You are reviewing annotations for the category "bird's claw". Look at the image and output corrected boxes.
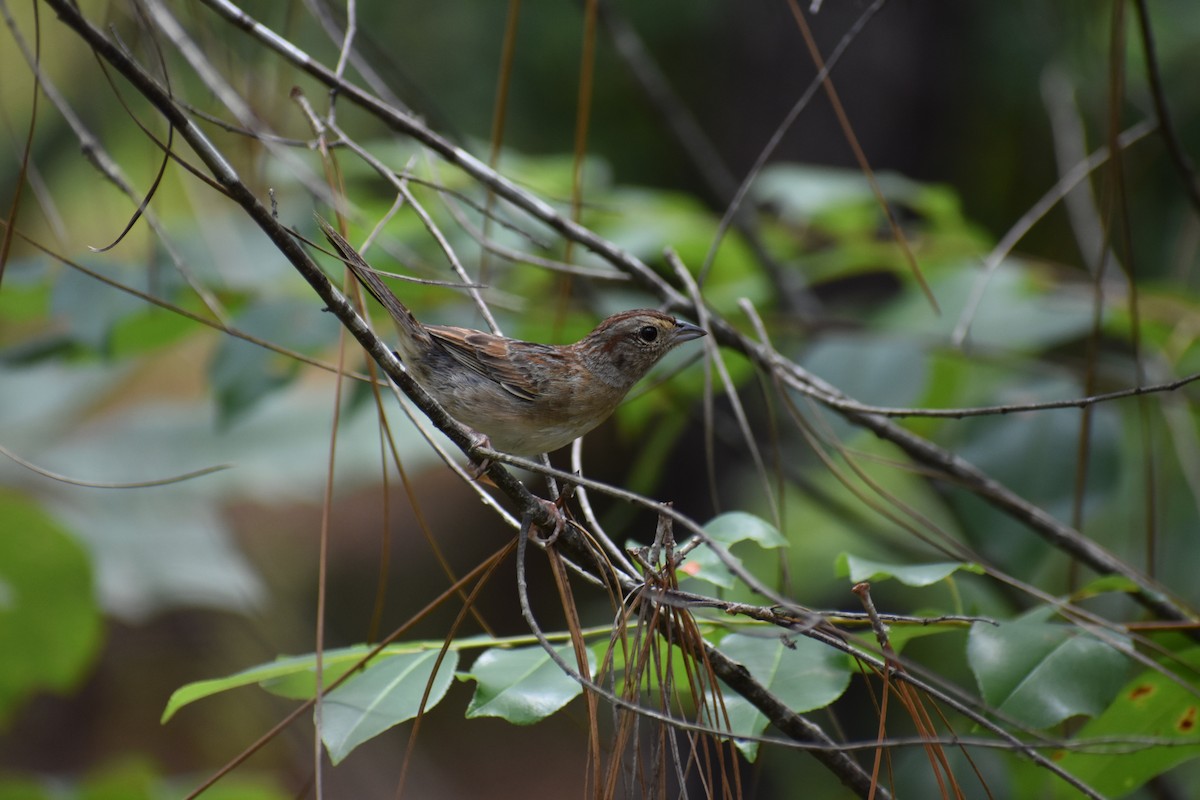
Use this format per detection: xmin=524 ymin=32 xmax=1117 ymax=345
xmin=462 ymin=434 xmax=569 ymax=545
xmin=466 ymin=432 xmax=494 ymax=480
xmin=533 ymin=497 xmax=566 ymax=545
xmin=532 ymin=475 xmax=580 ymax=545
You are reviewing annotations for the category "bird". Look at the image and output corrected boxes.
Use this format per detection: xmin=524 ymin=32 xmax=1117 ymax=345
xmin=317 ymin=216 xmax=707 ymax=457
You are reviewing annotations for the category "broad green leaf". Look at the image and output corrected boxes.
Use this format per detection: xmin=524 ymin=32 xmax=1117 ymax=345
xmin=49 ymin=259 xmax=145 ymax=352
xmin=803 ymin=333 xmax=928 ymax=410
xmin=208 ymin=299 xmax=337 ymax=428
xmin=163 ymin=642 xmax=452 ymax=722
xmin=681 ymin=512 xmax=787 ymax=590
xmin=259 ymin=641 xmax=481 ymax=701
xmin=705 ymin=512 xmax=788 ymax=549
xmin=260 ymin=651 xmax=385 ymax=701
xmin=835 ymin=553 xmax=983 ymax=587
xmin=717 ymin=633 xmax=852 ymax=760
xmin=594 ymin=187 xmax=765 ymax=313
xmin=754 ymin=164 xmax=923 ymax=221
xmin=1052 ymin=647 xmax=1200 ymax=799
xmin=322 ymin=649 xmax=459 ymax=764
xmin=878 ymin=267 xmax=1096 ymax=352
xmin=0 ymin=491 xmax=102 ymax=724
xmin=597 ymin=187 xmax=719 ymax=265
xmin=52 ymin=493 xmax=263 ymax=623
xmin=968 ymin=617 xmax=1130 ymax=729
xmin=163 ymin=653 xmax=321 ymax=723
xmin=108 ymin=306 xmax=199 ymax=359
xmin=461 ymin=644 xmax=593 ymax=725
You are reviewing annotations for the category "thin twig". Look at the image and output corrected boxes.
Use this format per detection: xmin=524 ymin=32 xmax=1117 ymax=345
xmin=68 ymin=0 xmax=1200 ymax=630
xmin=952 ymin=119 xmax=1156 ymax=346
xmin=321 ymin=114 xmax=502 ymax=332
xmin=515 ymin=514 xmax=894 ymax=800
xmin=0 ymin=443 xmax=230 ymax=489
xmin=598 ymin=0 xmax=819 ymax=315
xmin=0 ymin=0 xmax=229 ymax=323
xmin=782 ymin=369 xmax=1200 ymax=420
xmin=1132 ymin=0 xmax=1200 ymax=216
xmin=697 ymin=0 xmax=889 ymax=287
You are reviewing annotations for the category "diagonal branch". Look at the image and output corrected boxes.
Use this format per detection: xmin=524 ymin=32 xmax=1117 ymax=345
xmin=181 ymin=0 xmax=1200 ymax=629
xmin=39 ymin=0 xmax=560 ymax=538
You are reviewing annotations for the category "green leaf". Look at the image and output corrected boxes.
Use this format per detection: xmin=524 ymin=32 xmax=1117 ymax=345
xmin=49 ymin=260 xmax=144 ymax=352
xmin=0 ymin=491 xmax=103 ymax=725
xmin=802 ymin=333 xmax=928 ymax=411
xmin=754 ymin=164 xmax=923 ymax=220
xmin=1053 ymin=647 xmax=1200 ymax=798
xmin=717 ymin=633 xmax=852 ymax=760
xmin=682 ymin=512 xmax=787 ymax=590
xmin=209 ymin=345 xmax=293 ymax=429
xmin=51 ymin=492 xmax=263 ymax=622
xmin=705 ymin=512 xmax=788 ymax=548
xmin=461 ymin=644 xmax=592 ymax=724
xmin=162 ymin=655 xmax=306 ymax=723
xmin=108 ymin=306 xmax=198 ymax=359
xmin=322 ymin=649 xmax=459 ymax=764
xmin=1070 ymin=575 xmax=1141 ymax=601
xmin=259 ymin=649 xmax=385 ymax=701
xmin=208 ymin=299 xmax=337 ymax=427
xmin=834 ymin=553 xmax=984 ymax=587
xmin=162 ymin=643 xmax=449 ymax=722
xmin=878 ymin=267 xmax=1096 ymax=352
xmin=597 ymin=187 xmax=718 ymax=265
xmin=967 ymin=617 xmax=1130 ymax=729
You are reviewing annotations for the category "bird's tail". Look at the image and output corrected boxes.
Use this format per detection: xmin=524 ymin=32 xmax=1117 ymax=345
xmin=315 ymin=214 xmax=427 ymax=341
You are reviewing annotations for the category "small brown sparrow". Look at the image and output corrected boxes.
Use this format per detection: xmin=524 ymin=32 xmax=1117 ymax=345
xmin=318 ymin=217 xmax=706 ymax=457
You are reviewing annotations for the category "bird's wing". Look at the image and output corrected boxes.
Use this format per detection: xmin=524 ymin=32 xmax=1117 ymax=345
xmin=426 ymin=326 xmax=550 ymax=402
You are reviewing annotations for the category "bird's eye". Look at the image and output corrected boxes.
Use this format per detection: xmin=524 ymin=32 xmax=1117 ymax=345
xmin=638 ymin=325 xmax=659 ymax=343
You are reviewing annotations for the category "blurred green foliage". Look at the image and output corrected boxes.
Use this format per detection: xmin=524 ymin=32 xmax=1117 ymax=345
xmin=1 ymin=0 xmax=1199 ymax=797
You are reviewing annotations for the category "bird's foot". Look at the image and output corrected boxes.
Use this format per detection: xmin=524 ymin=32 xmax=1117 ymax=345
xmin=466 ymin=432 xmax=494 ymax=480
xmin=532 ymin=496 xmax=566 ymax=545
xmin=532 ymin=480 xmax=578 ymax=545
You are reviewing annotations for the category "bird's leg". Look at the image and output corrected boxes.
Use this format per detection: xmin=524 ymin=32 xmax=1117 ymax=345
xmin=465 ymin=431 xmax=494 ymax=480
xmin=532 ymin=480 xmax=576 ymax=545
xmin=463 ymin=437 xmax=568 ymax=544
xmin=533 ymin=497 xmax=565 ymax=545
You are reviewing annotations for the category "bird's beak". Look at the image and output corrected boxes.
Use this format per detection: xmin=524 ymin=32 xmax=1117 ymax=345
xmin=674 ymin=320 xmax=707 ymax=342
